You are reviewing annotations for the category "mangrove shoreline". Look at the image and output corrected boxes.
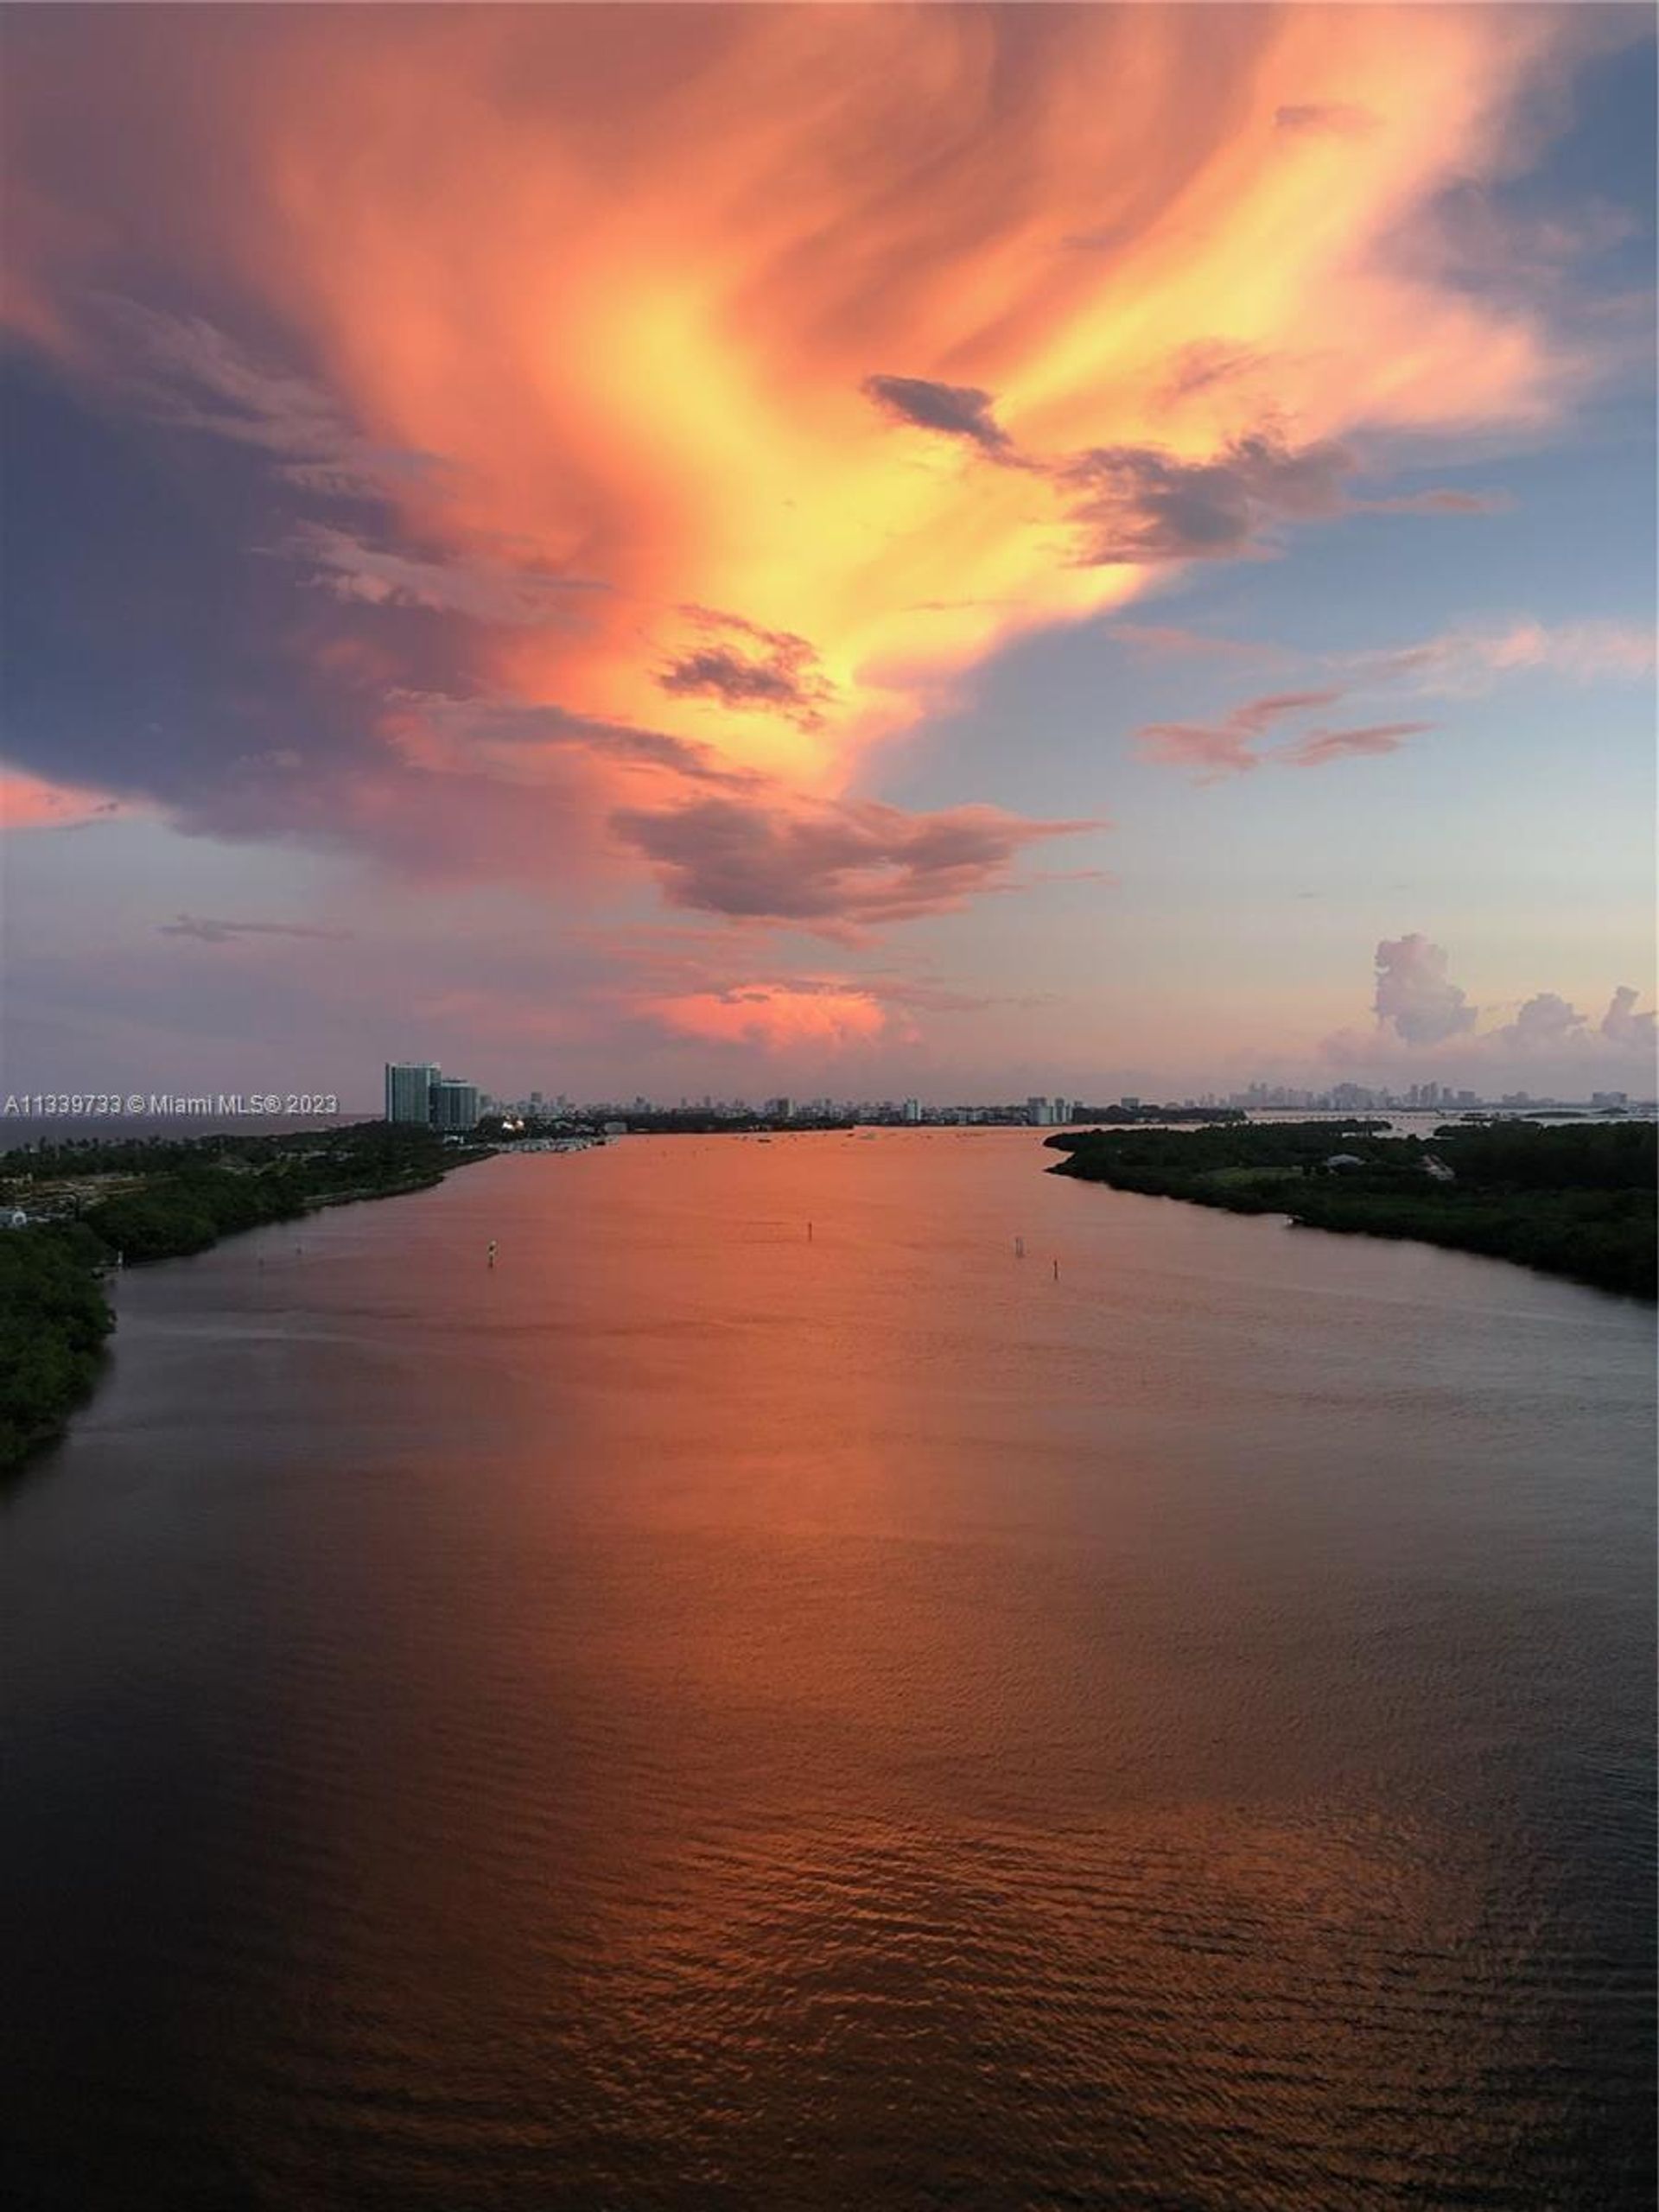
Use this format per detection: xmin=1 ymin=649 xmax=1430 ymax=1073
xmin=1 ymin=1122 xmax=488 ymax=1471
xmin=1046 ymin=1118 xmax=1656 ymax=1300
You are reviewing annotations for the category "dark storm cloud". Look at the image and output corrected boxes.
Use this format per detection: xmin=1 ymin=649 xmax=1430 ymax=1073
xmin=283 ymin=524 xmax=607 ymax=625
xmin=101 ymin=299 xmax=443 ymax=502
xmin=0 ymin=356 xmax=615 ymax=872
xmin=861 ymin=374 xmax=1012 ymax=454
xmin=0 ymin=354 xmax=472 ymax=817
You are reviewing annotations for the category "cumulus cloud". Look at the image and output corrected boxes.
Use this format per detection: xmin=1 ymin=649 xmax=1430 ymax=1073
xmin=1373 ymin=933 xmax=1479 ymax=1045
xmin=1601 ymin=985 xmax=1658 ymax=1052
xmin=1493 ymin=991 xmax=1587 ymax=1046
xmin=611 ymin=792 xmax=1098 ymax=931
xmin=861 ymin=375 xmax=1012 ymax=454
xmin=1320 ymin=941 xmax=1656 ymax=1086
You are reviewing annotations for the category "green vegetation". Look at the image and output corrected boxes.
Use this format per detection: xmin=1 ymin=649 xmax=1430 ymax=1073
xmin=0 ymin=1122 xmax=488 ymax=1471
xmin=1047 ymin=1118 xmax=1656 ymax=1300
xmin=0 ymin=1224 xmax=116 ymax=1468
xmin=1069 ymin=1103 xmax=1245 ymax=1127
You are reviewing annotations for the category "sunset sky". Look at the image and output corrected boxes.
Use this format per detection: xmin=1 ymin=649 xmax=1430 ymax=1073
xmin=3 ymin=3 xmax=1654 ymax=1104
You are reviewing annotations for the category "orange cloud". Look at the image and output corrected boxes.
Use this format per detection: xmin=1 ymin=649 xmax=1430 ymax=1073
xmin=0 ymin=3 xmax=1615 ymax=883
xmin=645 ymin=983 xmax=893 ymax=1053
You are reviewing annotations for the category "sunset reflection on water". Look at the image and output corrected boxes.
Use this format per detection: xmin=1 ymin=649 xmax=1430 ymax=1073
xmin=2 ymin=1133 xmax=1652 ymax=2209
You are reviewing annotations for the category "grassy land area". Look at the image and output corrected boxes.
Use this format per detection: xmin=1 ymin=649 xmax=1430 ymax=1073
xmin=0 ymin=1121 xmax=488 ymax=1471
xmin=1046 ymin=1119 xmax=1656 ymax=1300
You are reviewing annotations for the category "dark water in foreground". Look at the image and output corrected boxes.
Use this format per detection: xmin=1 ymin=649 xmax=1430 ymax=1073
xmin=3 ymin=1132 xmax=1653 ymax=2210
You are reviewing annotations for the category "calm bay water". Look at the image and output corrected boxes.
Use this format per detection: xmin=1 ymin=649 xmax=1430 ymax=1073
xmin=2 ymin=1130 xmax=1653 ymax=2210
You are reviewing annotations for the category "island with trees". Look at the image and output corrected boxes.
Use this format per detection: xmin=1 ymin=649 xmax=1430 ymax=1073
xmin=1046 ymin=1118 xmax=1656 ymax=1300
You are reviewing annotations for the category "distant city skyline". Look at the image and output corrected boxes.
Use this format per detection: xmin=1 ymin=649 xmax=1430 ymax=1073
xmin=3 ymin=8 xmax=1653 ymax=1108
xmin=378 ymin=1058 xmax=1649 ymax=1129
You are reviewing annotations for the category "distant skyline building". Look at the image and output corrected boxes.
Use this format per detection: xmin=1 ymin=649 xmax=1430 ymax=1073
xmin=385 ymin=1062 xmax=441 ymax=1125
xmin=385 ymin=1061 xmax=480 ymax=1133
xmin=431 ymin=1078 xmax=480 ymax=1133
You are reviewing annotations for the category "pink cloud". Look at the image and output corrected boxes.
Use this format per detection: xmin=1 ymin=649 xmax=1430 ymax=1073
xmin=1373 ymin=933 xmax=1478 ymax=1045
xmin=1278 ymin=720 xmax=1432 ymax=768
xmin=1137 ymin=687 xmax=1354 ymax=780
xmin=1358 ymin=619 xmax=1656 ymax=693
xmin=645 ymin=981 xmax=893 ymax=1053
xmin=0 ymin=0 xmax=1614 ymax=906
xmin=611 ymin=792 xmax=1102 ymax=933
xmin=0 ymin=767 xmax=138 ymax=831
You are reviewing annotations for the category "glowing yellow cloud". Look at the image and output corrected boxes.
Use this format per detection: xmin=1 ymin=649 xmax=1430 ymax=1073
xmin=2 ymin=3 xmax=1593 ymax=822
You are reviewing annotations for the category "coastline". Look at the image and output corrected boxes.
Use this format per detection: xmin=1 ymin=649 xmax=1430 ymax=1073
xmin=1 ymin=1122 xmax=489 ymax=1473
xmin=1046 ymin=1119 xmax=1657 ymax=1301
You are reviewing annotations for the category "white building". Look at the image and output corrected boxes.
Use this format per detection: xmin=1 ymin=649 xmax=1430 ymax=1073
xmin=385 ymin=1062 xmax=440 ymax=1124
